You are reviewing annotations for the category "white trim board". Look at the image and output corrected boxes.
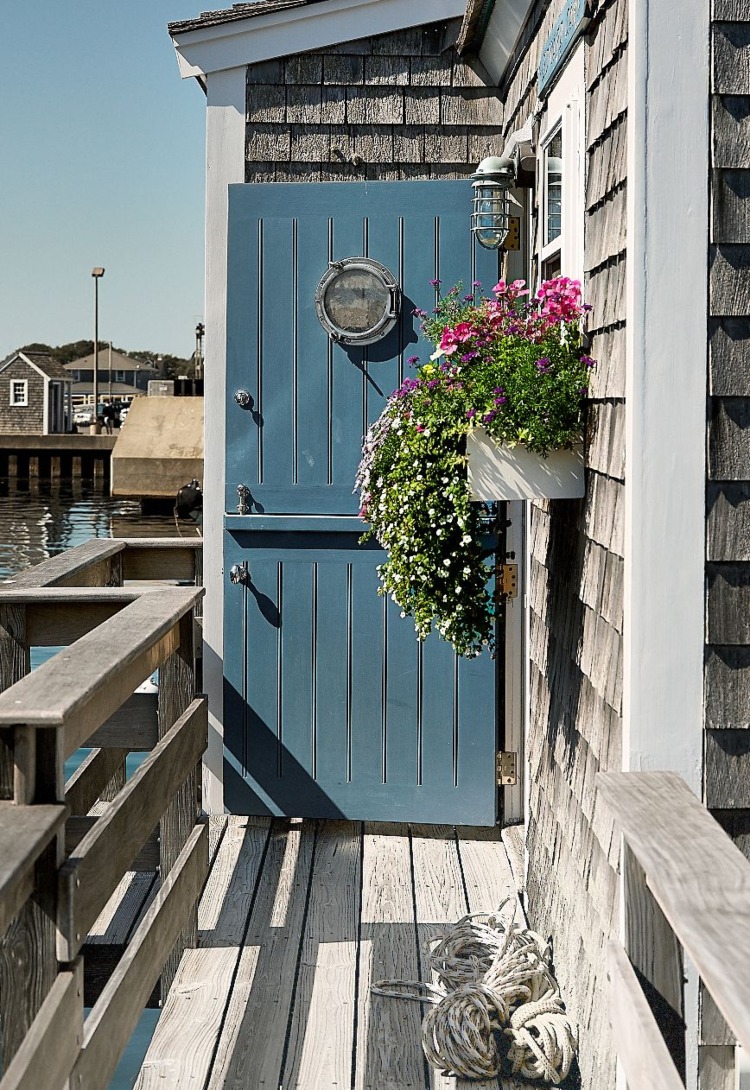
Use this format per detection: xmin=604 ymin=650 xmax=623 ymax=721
xmin=622 ymin=2 xmax=709 ymax=1087
xmin=201 ymin=65 xmax=247 ymax=813
xmin=623 ymin=0 xmax=707 ymax=790
xmin=171 ymin=0 xmax=466 ymax=78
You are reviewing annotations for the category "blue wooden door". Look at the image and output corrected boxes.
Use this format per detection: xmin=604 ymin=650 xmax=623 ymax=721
xmin=224 ymin=180 xmax=500 ymax=825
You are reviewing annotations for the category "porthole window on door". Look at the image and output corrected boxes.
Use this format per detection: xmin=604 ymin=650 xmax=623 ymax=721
xmin=315 ymin=257 xmax=400 ymax=345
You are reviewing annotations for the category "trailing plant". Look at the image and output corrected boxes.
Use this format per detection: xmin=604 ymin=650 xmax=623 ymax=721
xmin=355 ymin=277 xmax=595 ymax=658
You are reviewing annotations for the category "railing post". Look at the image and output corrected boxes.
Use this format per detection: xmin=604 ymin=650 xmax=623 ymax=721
xmin=157 ymin=608 xmax=199 ymax=1000
xmin=623 ymin=844 xmax=686 ymax=1078
xmin=0 ymin=604 xmax=29 ymax=799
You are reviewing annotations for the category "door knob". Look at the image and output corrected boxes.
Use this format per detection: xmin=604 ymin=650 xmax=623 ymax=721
xmin=237 ymin=484 xmax=251 ymax=514
xmin=234 ymin=389 xmax=255 ymax=410
xmin=229 ymin=561 xmax=250 ymax=586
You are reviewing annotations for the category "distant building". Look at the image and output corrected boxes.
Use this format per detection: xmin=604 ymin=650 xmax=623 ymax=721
xmin=0 ymin=351 xmax=72 ymax=434
xmin=64 ymin=349 xmax=159 ymax=405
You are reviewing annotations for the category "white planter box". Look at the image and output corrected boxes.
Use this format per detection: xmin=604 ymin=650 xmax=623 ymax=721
xmin=467 ymin=428 xmax=585 ymax=500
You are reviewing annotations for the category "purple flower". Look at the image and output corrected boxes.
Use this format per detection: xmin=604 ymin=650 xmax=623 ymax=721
xmin=411 ymin=307 xmax=428 ymax=318
xmin=482 ymin=410 xmax=497 ymax=424
xmin=580 ymin=355 xmax=596 ymax=369
xmin=464 ymin=294 xmax=475 ymax=302
xmin=429 ymin=278 xmax=441 ymax=288
xmin=493 ymin=386 xmax=505 ymax=395
xmin=460 ymin=351 xmax=478 ymax=363
xmin=472 ymin=280 xmax=482 ymax=288
xmin=535 ymin=357 xmax=551 ymax=372
xmin=466 ymin=408 xmax=477 ymax=419
xmin=494 ymin=395 xmax=507 ymax=405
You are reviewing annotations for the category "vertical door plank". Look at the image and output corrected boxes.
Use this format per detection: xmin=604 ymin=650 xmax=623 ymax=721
xmin=330 ymin=213 xmax=368 ymax=499
xmin=296 ymin=216 xmax=333 ymax=488
xmin=385 ymin=599 xmax=419 ymax=789
xmin=207 ymin=820 xmax=316 ymax=1089
xmin=355 ymin=823 xmax=425 ymax=1090
xmin=349 ymin=564 xmax=386 ymax=791
xmin=226 ymin=203 xmax=261 ymax=505
xmin=421 ymin=637 xmax=459 ymax=792
xmin=260 ymin=218 xmax=296 ymax=491
xmin=365 ymin=214 xmax=404 ymax=420
xmin=280 ymin=560 xmax=314 ymax=784
xmin=282 ymin=821 xmax=361 ymax=1089
xmin=314 ymin=561 xmax=350 ymax=787
xmin=457 ymin=653 xmax=497 ymax=824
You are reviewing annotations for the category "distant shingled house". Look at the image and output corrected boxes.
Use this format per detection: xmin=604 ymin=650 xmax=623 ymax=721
xmin=0 ymin=351 xmax=72 ymax=434
xmin=64 ymin=349 xmax=159 ymax=406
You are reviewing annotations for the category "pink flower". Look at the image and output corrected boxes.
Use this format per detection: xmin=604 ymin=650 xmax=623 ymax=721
xmin=493 ymin=279 xmax=507 ymax=296
xmin=453 ymin=322 xmax=474 ymax=342
xmin=439 ymin=328 xmax=459 ymax=354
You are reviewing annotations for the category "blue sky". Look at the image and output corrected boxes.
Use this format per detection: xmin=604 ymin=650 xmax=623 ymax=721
xmin=1 ymin=2 xmax=208 ymax=361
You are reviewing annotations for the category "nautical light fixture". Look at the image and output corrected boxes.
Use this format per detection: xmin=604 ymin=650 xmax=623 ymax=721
xmin=471 ymin=156 xmax=515 ymax=250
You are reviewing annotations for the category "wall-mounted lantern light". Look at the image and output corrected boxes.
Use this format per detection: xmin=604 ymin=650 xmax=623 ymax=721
xmin=471 ymin=156 xmax=516 ymax=250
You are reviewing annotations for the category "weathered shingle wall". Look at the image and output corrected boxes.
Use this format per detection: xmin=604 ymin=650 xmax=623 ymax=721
xmin=245 ymin=20 xmax=503 ymax=183
xmin=0 ymin=360 xmax=45 ymax=435
xmin=501 ymin=1 xmax=627 ymax=1085
xmin=705 ymin=8 xmax=750 ymax=1080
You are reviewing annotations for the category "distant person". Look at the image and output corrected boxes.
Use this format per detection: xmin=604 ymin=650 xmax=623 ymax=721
xmin=112 ymin=403 xmax=122 ymax=430
xmin=102 ymin=401 xmax=115 ymax=434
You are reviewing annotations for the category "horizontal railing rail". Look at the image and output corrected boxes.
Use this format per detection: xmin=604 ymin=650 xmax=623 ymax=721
xmin=598 ymin=771 xmax=750 ymax=1089
xmin=0 ymin=539 xmax=207 ymax=1090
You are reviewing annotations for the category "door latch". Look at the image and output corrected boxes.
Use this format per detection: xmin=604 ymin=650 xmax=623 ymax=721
xmin=496 ymin=751 xmax=518 ymax=786
xmin=498 ymin=563 xmax=518 ymax=599
xmin=229 ymin=561 xmax=250 ymax=586
xmin=237 ymin=484 xmax=251 ymax=514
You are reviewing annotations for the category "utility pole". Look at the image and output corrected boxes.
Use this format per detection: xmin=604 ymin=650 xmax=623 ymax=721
xmin=195 ymin=322 xmax=205 ymax=381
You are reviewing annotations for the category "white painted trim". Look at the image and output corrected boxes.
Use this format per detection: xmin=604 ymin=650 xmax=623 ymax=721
xmin=201 ymin=65 xmax=247 ymax=814
xmin=9 ymin=378 xmax=29 ymax=408
xmin=623 ymin=2 xmax=709 ymax=1087
xmin=42 ymin=379 xmax=49 ymax=435
xmin=623 ymin=0 xmax=707 ymax=794
xmin=503 ymin=501 xmax=526 ymax=824
xmin=172 ymin=0 xmax=465 ymax=77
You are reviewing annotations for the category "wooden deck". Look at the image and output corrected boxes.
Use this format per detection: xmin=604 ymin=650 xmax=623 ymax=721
xmin=135 ymin=817 xmax=519 ymax=1090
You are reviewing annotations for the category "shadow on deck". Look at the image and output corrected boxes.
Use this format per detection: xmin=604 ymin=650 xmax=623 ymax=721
xmin=135 ymin=817 xmax=520 ymax=1090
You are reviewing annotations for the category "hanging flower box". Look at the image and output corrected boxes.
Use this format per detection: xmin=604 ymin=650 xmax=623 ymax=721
xmin=355 ymin=276 xmax=595 ymax=657
xmin=467 ymin=428 xmax=585 ymax=500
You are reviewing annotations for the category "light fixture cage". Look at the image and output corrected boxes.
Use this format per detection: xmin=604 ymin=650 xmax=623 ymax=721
xmin=470 ymin=156 xmax=515 ymax=251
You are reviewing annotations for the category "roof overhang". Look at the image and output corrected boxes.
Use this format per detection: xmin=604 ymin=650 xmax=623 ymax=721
xmin=169 ymin=0 xmax=466 ymax=79
xmin=470 ymin=0 xmax=536 ymax=86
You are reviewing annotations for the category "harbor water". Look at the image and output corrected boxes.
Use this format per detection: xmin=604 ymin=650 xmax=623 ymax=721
xmin=0 ymin=477 xmax=201 ymax=1088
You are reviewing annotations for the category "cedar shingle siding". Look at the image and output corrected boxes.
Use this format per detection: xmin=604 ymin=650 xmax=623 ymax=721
xmin=245 ymin=20 xmax=503 ymax=184
xmin=501 ymin=1 xmax=627 ymax=1085
xmin=704 ymin=5 xmax=750 ymax=1067
xmin=0 ymin=359 xmax=45 ymax=435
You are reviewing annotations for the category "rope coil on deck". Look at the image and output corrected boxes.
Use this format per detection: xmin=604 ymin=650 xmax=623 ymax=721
xmin=371 ymin=900 xmax=577 ymax=1083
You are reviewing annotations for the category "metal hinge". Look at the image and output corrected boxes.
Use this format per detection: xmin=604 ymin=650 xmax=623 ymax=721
xmin=496 ymin=751 xmax=518 ymax=786
xmin=499 ymin=563 xmax=518 ymax=599
xmin=503 ymin=215 xmax=521 ymax=251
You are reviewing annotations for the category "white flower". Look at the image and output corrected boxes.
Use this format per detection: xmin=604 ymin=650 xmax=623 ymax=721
xmin=443 ymin=559 xmax=450 ymax=567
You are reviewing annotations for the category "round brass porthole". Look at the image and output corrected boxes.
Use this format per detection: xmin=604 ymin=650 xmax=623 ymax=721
xmin=315 ymin=257 xmax=400 ymax=345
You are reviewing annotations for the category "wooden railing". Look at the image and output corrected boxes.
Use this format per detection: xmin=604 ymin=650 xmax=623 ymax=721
xmin=598 ymin=772 xmax=750 ymax=1090
xmin=0 ymin=539 xmax=206 ymax=1090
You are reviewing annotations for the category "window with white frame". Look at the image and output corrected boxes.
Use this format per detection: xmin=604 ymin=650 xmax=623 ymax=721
xmin=10 ymin=379 xmax=28 ymax=407
xmin=536 ymin=42 xmax=584 ymax=288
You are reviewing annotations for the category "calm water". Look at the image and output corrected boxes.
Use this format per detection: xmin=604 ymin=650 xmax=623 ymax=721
xmin=0 ymin=479 xmax=200 ymax=1088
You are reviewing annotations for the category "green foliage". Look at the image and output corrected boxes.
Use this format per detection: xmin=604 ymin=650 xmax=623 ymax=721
xmin=355 ymin=277 xmax=595 ymax=657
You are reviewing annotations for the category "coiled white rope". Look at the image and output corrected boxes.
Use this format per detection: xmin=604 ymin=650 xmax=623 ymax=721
xmin=371 ymin=900 xmax=578 ymax=1083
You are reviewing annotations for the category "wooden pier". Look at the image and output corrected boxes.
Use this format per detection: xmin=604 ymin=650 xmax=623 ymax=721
xmin=0 ymin=434 xmax=117 ymax=481
xmin=2 ymin=539 xmax=750 ymax=1090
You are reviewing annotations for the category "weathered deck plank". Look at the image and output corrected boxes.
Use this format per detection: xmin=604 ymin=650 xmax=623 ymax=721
xmin=355 ymin=822 xmax=425 ymax=1090
xmin=207 ymin=819 xmax=317 ymax=1089
xmin=411 ymin=825 xmax=469 ymax=1090
xmin=282 ymin=820 xmax=362 ymax=1089
xmin=132 ymin=818 xmax=519 ymax=1090
xmin=134 ymin=818 xmax=271 ymax=1088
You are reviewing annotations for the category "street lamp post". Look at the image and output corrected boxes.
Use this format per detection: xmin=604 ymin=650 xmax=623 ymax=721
xmin=91 ymin=267 xmax=105 ymax=432
xmin=195 ymin=322 xmax=205 ymax=382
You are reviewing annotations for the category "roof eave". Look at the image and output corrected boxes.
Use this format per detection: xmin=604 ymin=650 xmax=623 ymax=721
xmin=168 ymin=0 xmax=467 ymax=79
